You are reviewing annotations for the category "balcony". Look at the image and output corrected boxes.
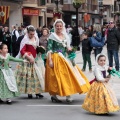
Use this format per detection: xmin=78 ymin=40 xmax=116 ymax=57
xmin=23 ymin=0 xmax=37 ymax=4
xmin=63 ymin=4 xmax=99 ymax=14
xmin=23 ymin=0 xmax=38 ymax=7
xmin=3 ymin=0 xmax=25 ymax=2
xmin=103 ymin=0 xmax=114 ymax=5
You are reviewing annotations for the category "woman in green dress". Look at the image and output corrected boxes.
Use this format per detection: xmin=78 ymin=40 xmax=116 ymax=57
xmin=0 ymin=44 xmax=26 ymax=104
xmin=45 ymin=19 xmax=90 ymax=103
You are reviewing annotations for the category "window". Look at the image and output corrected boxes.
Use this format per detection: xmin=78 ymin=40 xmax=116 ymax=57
xmin=51 ymin=0 xmax=63 ymax=5
xmin=51 ymin=0 xmax=55 ymax=3
xmin=38 ymin=0 xmax=46 ymax=5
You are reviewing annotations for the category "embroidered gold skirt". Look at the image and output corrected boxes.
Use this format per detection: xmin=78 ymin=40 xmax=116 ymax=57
xmin=45 ymin=53 xmax=90 ymax=96
xmin=82 ymin=81 xmax=120 ymax=114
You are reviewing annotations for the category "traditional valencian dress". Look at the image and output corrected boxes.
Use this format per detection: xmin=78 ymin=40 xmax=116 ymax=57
xmin=0 ymin=53 xmax=23 ymax=99
xmin=15 ymin=35 xmax=45 ymax=94
xmin=45 ymin=32 xmax=90 ymax=96
xmin=82 ymin=64 xmax=120 ymax=114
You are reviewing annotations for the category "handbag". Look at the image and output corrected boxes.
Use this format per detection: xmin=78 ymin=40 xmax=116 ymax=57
xmin=89 ymin=37 xmax=105 ymax=47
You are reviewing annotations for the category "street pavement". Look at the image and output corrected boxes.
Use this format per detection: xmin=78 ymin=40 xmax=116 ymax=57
xmin=0 ymin=46 xmax=120 ymax=120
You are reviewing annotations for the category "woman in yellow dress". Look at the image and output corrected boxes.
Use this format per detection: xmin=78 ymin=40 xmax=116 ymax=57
xmin=82 ymin=54 xmax=120 ymax=114
xmin=45 ymin=19 xmax=90 ymax=103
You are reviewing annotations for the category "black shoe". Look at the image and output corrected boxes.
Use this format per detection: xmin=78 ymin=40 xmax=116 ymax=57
xmin=0 ymin=99 xmax=4 ymax=103
xmin=51 ymin=96 xmax=62 ymax=103
xmin=6 ymin=99 xmax=12 ymax=104
xmin=36 ymin=94 xmax=44 ymax=98
xmin=28 ymin=94 xmax=33 ymax=99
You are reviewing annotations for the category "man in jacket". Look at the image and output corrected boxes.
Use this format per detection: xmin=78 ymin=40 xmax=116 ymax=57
xmin=11 ymin=25 xmax=19 ymax=57
xmin=106 ymin=21 xmax=120 ymax=71
xmin=0 ymin=26 xmax=3 ymax=44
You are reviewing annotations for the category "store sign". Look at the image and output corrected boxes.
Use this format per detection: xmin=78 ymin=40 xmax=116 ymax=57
xmin=22 ymin=8 xmax=39 ymax=16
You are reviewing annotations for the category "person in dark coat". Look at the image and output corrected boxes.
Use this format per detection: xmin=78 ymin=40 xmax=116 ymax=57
xmin=71 ymin=26 xmax=80 ymax=50
xmin=106 ymin=21 xmax=120 ymax=71
xmin=36 ymin=27 xmax=42 ymax=39
xmin=0 ymin=26 xmax=3 ymax=43
xmin=11 ymin=25 xmax=19 ymax=57
xmin=81 ymin=32 xmax=92 ymax=72
xmin=2 ymin=27 xmax=12 ymax=53
xmin=16 ymin=35 xmax=24 ymax=56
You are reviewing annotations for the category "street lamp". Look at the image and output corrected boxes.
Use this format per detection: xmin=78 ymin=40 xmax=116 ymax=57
xmin=41 ymin=8 xmax=46 ymax=26
xmin=53 ymin=0 xmax=62 ymax=20
xmin=54 ymin=0 xmax=60 ymax=12
xmin=72 ymin=0 xmax=85 ymax=50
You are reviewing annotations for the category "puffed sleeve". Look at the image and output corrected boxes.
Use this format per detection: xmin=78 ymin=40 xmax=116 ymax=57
xmin=94 ymin=67 xmax=105 ymax=82
xmin=20 ymin=44 xmax=31 ymax=58
xmin=9 ymin=55 xmax=23 ymax=62
xmin=20 ymin=44 xmax=27 ymax=58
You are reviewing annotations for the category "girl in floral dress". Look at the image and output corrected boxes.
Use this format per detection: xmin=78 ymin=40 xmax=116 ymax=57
xmin=0 ymin=44 xmax=26 ymax=104
xmin=15 ymin=26 xmax=45 ymax=99
xmin=82 ymin=54 xmax=120 ymax=114
xmin=45 ymin=19 xmax=90 ymax=103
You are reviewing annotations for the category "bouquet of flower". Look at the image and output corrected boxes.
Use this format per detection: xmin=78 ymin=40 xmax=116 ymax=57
xmin=107 ymin=68 xmax=120 ymax=78
xmin=67 ymin=47 xmax=77 ymax=66
xmin=36 ymin=46 xmax=46 ymax=54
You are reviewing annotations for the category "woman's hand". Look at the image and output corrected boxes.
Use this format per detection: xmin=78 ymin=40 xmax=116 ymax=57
xmin=25 ymin=54 xmax=34 ymax=64
xmin=108 ymin=67 xmax=112 ymax=70
xmin=67 ymin=47 xmax=72 ymax=51
xmin=105 ymin=77 xmax=110 ymax=83
xmin=49 ymin=59 xmax=54 ymax=68
xmin=29 ymin=57 xmax=34 ymax=64
xmin=107 ymin=74 xmax=111 ymax=78
xmin=93 ymin=33 xmax=96 ymax=37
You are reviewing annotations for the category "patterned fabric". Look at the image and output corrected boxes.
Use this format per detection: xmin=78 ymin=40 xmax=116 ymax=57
xmin=0 ymin=70 xmax=20 ymax=98
xmin=0 ymin=53 xmax=23 ymax=98
xmin=16 ymin=61 xmax=43 ymax=94
xmin=82 ymin=81 xmax=120 ymax=114
xmin=45 ymin=53 xmax=90 ymax=96
xmin=47 ymin=39 xmax=67 ymax=56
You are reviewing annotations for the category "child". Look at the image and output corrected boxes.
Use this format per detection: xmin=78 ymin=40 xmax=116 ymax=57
xmin=81 ymin=32 xmax=92 ymax=72
xmin=82 ymin=54 xmax=120 ymax=114
xmin=0 ymin=44 xmax=26 ymax=104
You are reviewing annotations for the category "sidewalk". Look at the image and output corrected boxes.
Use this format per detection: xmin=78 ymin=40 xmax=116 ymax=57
xmin=75 ymin=46 xmax=120 ymax=97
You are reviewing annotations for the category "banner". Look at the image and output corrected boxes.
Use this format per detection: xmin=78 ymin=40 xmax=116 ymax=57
xmin=0 ymin=6 xmax=10 ymax=24
xmin=84 ymin=14 xmax=90 ymax=23
xmin=53 ymin=12 xmax=61 ymax=21
xmin=22 ymin=8 xmax=39 ymax=16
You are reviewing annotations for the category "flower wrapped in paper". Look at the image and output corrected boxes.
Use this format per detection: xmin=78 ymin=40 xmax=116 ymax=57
xmin=67 ymin=47 xmax=77 ymax=66
xmin=108 ymin=68 xmax=120 ymax=78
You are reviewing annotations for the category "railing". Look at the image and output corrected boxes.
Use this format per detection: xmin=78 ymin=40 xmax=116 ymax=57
xmin=3 ymin=0 xmax=25 ymax=2
xmin=23 ymin=0 xmax=37 ymax=4
xmin=81 ymin=4 xmax=99 ymax=13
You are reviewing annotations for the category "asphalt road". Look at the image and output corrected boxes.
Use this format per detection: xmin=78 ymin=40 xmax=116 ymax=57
xmin=0 ymin=47 xmax=120 ymax=120
xmin=0 ymin=93 xmax=120 ymax=120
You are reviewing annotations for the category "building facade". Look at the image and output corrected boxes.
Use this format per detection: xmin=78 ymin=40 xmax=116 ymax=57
xmin=62 ymin=0 xmax=100 ymax=27
xmin=114 ymin=0 xmax=120 ymax=23
xmin=0 ymin=0 xmax=64 ymax=29
xmin=102 ymin=0 xmax=114 ymax=24
xmin=0 ymin=0 xmax=24 ymax=30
